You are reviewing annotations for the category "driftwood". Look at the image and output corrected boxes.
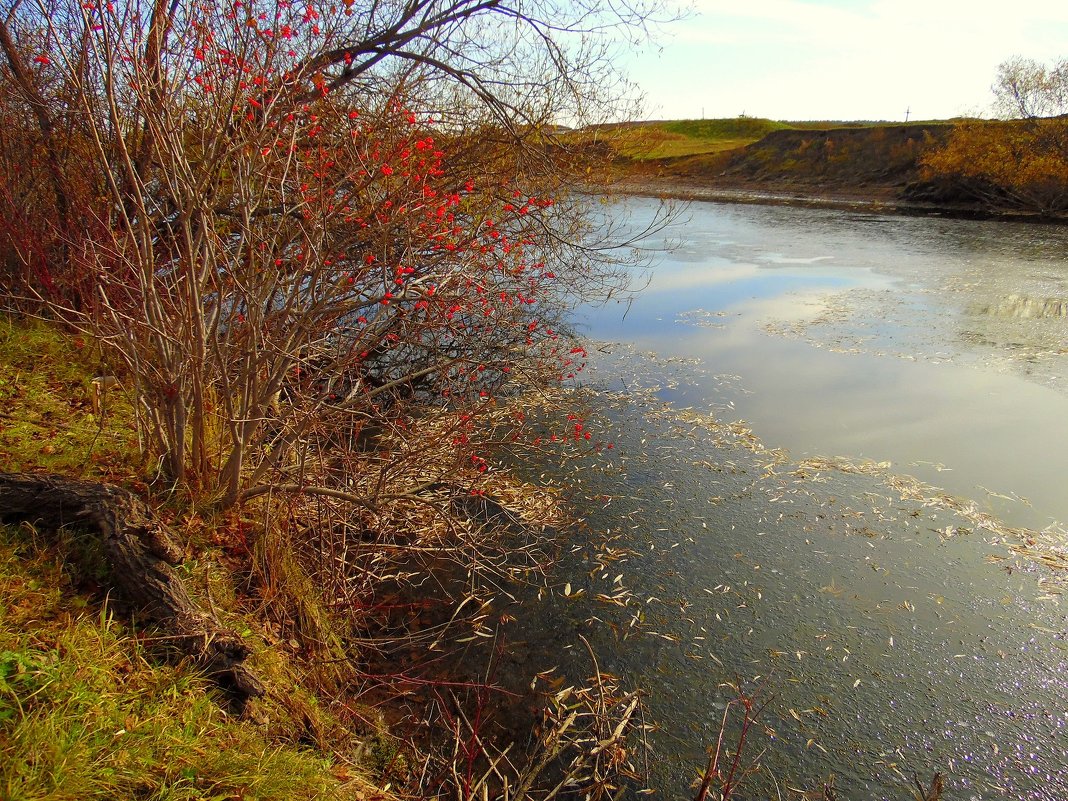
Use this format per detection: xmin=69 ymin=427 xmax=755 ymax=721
xmin=0 ymin=472 xmax=264 ymax=701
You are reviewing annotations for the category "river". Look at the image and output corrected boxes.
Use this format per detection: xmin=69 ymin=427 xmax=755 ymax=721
xmin=512 ymin=198 xmax=1068 ymax=801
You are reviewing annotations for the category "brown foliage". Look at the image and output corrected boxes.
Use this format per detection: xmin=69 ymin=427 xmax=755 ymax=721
xmin=920 ymin=118 xmax=1068 ymax=214
xmin=0 ymin=0 xmax=668 ymax=502
xmin=920 ymin=56 xmax=1068 ymax=215
xmin=0 ymin=27 xmax=103 ymax=310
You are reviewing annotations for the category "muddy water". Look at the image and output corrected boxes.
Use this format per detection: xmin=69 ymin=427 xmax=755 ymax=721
xmin=518 ymin=199 xmax=1068 ymax=800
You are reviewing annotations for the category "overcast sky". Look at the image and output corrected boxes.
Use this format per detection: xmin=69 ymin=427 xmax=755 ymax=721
xmin=617 ymin=0 xmax=1068 ymax=122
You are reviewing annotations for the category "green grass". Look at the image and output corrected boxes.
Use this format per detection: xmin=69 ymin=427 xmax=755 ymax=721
xmin=582 ymin=117 xmax=957 ymax=163
xmin=589 ymin=118 xmax=787 ymax=160
xmin=0 ymin=526 xmax=378 ymax=801
xmin=0 ymin=316 xmax=392 ymax=800
xmin=661 ymin=117 xmax=790 ymax=141
xmin=639 ymin=136 xmax=756 ymax=159
xmin=0 ymin=316 xmax=141 ymax=479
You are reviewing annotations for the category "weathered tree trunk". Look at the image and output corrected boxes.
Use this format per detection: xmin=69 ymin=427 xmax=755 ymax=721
xmin=0 ymin=472 xmax=264 ymax=701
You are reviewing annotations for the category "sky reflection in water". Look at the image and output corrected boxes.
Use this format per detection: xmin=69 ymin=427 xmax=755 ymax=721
xmin=542 ymin=198 xmax=1068 ymax=800
xmin=576 ymin=198 xmax=1068 ymax=532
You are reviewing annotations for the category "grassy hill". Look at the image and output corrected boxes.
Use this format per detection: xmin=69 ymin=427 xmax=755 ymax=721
xmin=578 ymin=117 xmax=789 ymax=160
xmin=583 ymin=117 xmax=959 ymax=200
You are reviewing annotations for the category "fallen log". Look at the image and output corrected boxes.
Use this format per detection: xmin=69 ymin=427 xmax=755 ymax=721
xmin=0 ymin=472 xmax=265 ymax=701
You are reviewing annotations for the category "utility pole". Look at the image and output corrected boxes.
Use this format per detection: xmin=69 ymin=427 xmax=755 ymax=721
xmin=905 ymin=106 xmax=910 ymax=122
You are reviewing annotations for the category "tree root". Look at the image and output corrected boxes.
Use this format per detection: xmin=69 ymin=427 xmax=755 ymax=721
xmin=0 ymin=472 xmax=265 ymax=702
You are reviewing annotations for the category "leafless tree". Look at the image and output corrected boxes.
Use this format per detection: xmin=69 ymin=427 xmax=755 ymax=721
xmin=993 ymin=55 xmax=1068 ymax=120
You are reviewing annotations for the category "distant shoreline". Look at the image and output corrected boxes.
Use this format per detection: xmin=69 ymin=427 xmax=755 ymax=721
xmin=600 ymin=176 xmax=1067 ymax=224
xmin=580 ymin=119 xmax=1068 ymax=224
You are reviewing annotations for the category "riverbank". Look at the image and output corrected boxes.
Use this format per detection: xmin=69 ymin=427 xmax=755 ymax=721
xmin=0 ymin=317 xmax=635 ymax=800
xmin=586 ymin=118 xmax=1068 ymax=223
xmin=604 ymin=176 xmax=926 ymax=214
xmin=602 ymin=175 xmax=1068 ymax=223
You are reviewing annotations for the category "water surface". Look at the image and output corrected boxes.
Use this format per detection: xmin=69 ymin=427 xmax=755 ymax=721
xmin=581 ymin=200 xmax=1068 ymax=532
xmin=523 ymin=199 xmax=1068 ymax=800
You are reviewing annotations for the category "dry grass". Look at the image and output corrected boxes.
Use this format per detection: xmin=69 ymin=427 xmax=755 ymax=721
xmin=0 ymin=524 xmax=384 ymax=801
xmin=0 ymin=315 xmax=647 ymax=801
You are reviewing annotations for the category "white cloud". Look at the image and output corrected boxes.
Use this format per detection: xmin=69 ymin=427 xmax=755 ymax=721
xmin=621 ymin=0 xmax=1068 ymax=120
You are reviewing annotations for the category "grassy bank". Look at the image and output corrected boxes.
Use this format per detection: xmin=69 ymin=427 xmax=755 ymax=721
xmin=585 ymin=117 xmax=955 ymax=199
xmin=0 ymin=317 xmax=402 ymax=800
xmin=0 ymin=525 xmax=383 ymax=801
xmin=582 ymin=117 xmax=790 ymax=160
xmin=0 ymin=316 xmax=644 ymax=800
xmin=588 ymin=116 xmax=1068 ymax=219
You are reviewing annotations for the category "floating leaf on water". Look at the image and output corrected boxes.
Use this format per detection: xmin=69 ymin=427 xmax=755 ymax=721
xmin=1029 ymin=624 xmax=1059 ymax=634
